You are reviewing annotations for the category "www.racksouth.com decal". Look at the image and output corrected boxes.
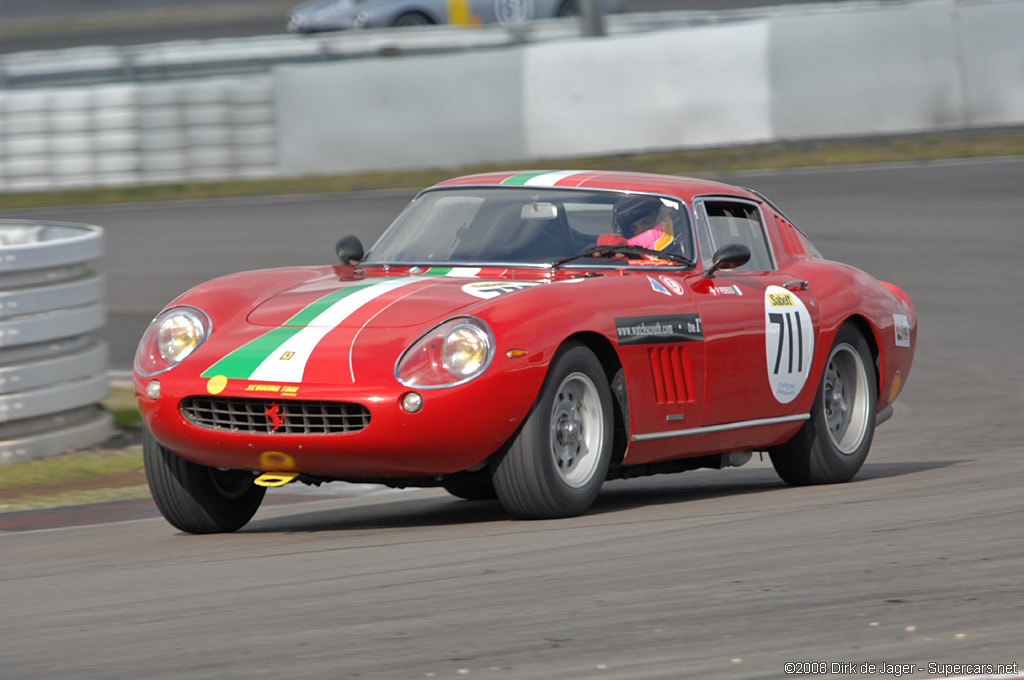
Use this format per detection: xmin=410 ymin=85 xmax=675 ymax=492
xmin=614 ymin=314 xmax=703 ymax=346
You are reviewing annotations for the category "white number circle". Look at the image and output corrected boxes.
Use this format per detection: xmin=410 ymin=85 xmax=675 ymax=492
xmin=495 ymin=0 xmax=534 ymax=23
xmin=764 ymin=285 xmax=814 ymax=404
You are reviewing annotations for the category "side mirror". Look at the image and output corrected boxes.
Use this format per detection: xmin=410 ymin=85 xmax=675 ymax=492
xmin=336 ymin=235 xmax=364 ymax=265
xmin=705 ymin=243 xmax=750 ymax=278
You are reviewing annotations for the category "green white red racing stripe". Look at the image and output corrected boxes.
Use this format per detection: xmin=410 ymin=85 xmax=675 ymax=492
xmin=500 ymin=170 xmax=605 ymax=187
xmin=201 ymin=277 xmax=423 ymax=383
xmin=424 ymin=267 xmax=482 ymax=277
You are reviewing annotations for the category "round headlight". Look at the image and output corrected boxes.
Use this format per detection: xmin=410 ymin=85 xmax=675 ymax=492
xmin=157 ymin=311 xmax=205 ymax=364
xmin=442 ymin=324 xmax=490 ymax=377
xmin=395 ymin=317 xmax=494 ymax=388
xmin=135 ymin=306 xmax=210 ymax=376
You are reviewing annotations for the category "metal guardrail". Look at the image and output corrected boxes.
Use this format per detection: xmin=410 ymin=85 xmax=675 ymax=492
xmin=0 ymin=3 xmax=888 ymax=89
xmin=0 ymin=220 xmax=112 ymax=464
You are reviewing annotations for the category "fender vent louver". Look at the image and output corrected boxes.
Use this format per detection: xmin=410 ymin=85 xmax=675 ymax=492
xmin=648 ymin=345 xmax=695 ymax=404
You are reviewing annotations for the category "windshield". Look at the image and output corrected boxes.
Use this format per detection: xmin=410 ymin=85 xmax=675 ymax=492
xmin=363 ymin=187 xmax=694 ymax=267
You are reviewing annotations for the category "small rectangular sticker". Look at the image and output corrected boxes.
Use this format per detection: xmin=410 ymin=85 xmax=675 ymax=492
xmin=615 ymin=314 xmax=703 ymax=345
xmin=893 ymin=314 xmax=911 ymax=348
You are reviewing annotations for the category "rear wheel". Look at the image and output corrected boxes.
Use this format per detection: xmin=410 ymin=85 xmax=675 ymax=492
xmin=556 ymin=0 xmax=578 ymax=17
xmin=769 ymin=324 xmax=877 ymax=485
xmin=492 ymin=341 xmax=613 ymax=519
xmin=144 ymin=430 xmax=265 ymax=534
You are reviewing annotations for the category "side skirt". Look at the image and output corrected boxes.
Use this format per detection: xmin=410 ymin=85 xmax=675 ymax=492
xmin=630 ymin=414 xmax=811 ymax=443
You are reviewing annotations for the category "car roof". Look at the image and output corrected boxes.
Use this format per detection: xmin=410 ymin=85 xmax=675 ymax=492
xmin=433 ymin=170 xmax=759 ymax=204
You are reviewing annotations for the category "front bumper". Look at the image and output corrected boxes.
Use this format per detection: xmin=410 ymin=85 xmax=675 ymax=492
xmin=136 ymin=365 xmax=543 ymax=479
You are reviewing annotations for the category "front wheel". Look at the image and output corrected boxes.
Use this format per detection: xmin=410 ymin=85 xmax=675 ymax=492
xmin=492 ymin=341 xmax=613 ymax=519
xmin=144 ymin=430 xmax=265 ymax=534
xmin=769 ymin=324 xmax=877 ymax=485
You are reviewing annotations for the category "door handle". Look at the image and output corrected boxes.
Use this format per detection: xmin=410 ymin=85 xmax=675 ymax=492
xmin=783 ymin=279 xmax=809 ymax=291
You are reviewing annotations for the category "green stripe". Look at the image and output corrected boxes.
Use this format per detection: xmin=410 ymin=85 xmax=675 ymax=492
xmin=201 ymin=326 xmax=301 ymax=379
xmin=424 ymin=267 xmax=453 ymax=276
xmin=501 ymin=171 xmax=550 ymax=186
xmin=283 ymin=279 xmax=379 ymax=326
xmin=200 ymin=278 xmax=397 ymax=380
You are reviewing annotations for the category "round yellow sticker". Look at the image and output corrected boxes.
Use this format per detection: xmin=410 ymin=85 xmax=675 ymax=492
xmin=206 ymin=375 xmax=228 ymax=395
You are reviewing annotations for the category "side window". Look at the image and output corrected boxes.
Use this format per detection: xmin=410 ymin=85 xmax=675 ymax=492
xmin=696 ymin=199 xmax=774 ymax=271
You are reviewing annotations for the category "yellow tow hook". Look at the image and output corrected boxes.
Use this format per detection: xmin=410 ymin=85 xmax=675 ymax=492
xmin=254 ymin=471 xmax=300 ymax=487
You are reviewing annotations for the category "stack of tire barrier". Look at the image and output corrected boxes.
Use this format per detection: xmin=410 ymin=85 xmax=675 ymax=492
xmin=0 ymin=219 xmax=112 ymax=465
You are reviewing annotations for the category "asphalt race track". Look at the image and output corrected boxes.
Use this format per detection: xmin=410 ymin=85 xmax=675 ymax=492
xmin=1 ymin=159 xmax=1023 ymax=679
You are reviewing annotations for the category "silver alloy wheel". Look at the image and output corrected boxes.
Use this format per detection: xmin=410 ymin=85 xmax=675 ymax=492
xmin=549 ymin=371 xmax=604 ymax=488
xmin=823 ymin=342 xmax=871 ymax=454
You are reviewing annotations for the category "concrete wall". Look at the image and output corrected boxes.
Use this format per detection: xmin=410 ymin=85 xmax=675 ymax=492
xmin=275 ymin=49 xmax=526 ymax=175
xmin=768 ymin=2 xmax=965 ymax=138
xmin=521 ymin=22 xmax=773 ymax=158
xmin=1 ymin=0 xmax=1022 ymax=192
xmin=959 ymin=1 xmax=1024 ymax=126
xmin=274 ymin=0 xmax=1024 ymax=176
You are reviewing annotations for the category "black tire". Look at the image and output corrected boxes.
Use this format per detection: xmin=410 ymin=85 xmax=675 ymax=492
xmin=769 ymin=324 xmax=877 ymax=485
xmin=393 ymin=11 xmax=432 ymax=26
xmin=442 ymin=477 xmax=498 ymax=501
xmin=492 ymin=341 xmax=613 ymax=519
xmin=143 ymin=429 xmax=266 ymax=534
xmin=556 ymin=0 xmax=578 ymax=17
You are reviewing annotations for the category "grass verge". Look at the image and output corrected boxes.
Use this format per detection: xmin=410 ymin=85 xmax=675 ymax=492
xmin=1 ymin=127 xmax=1022 ymax=211
xmin=0 ymin=387 xmax=146 ymax=513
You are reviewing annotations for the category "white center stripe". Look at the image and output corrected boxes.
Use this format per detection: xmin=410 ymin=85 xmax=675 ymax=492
xmin=522 ymin=170 xmax=585 ymax=186
xmin=446 ymin=267 xmax=481 ymax=277
xmin=248 ymin=278 xmax=421 ymax=383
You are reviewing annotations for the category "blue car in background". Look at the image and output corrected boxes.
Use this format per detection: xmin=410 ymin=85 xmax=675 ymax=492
xmin=286 ymin=0 xmax=625 ymax=32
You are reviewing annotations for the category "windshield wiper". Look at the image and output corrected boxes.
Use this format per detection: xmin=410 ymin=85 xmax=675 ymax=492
xmin=550 ymin=245 xmax=695 ymax=270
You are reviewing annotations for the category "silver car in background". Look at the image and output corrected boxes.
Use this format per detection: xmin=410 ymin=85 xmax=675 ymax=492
xmin=286 ymin=0 xmax=625 ymax=32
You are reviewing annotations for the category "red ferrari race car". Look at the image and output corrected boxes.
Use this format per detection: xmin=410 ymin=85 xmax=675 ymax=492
xmin=135 ymin=170 xmax=916 ymax=533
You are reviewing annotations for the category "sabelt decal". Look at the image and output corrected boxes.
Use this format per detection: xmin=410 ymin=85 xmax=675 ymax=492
xmin=461 ymin=281 xmax=541 ymax=299
xmin=893 ymin=313 xmax=911 ymax=348
xmin=764 ymin=285 xmax=814 ymax=404
xmin=615 ymin=314 xmax=703 ymax=346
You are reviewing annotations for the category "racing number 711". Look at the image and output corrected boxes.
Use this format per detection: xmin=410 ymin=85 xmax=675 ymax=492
xmin=769 ymin=311 xmax=804 ymax=375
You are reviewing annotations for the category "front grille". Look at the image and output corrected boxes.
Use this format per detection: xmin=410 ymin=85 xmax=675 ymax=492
xmin=180 ymin=396 xmax=370 ymax=435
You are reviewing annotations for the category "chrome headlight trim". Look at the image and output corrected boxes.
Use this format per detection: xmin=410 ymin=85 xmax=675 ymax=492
xmin=134 ymin=305 xmax=212 ymax=377
xmin=394 ymin=316 xmax=495 ymax=389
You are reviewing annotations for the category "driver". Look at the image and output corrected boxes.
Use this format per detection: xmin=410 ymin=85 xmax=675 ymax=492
xmin=598 ymin=195 xmax=676 ymax=251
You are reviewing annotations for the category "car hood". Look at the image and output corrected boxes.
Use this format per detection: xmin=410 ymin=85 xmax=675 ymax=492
xmin=245 ymin=271 xmax=544 ymax=330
